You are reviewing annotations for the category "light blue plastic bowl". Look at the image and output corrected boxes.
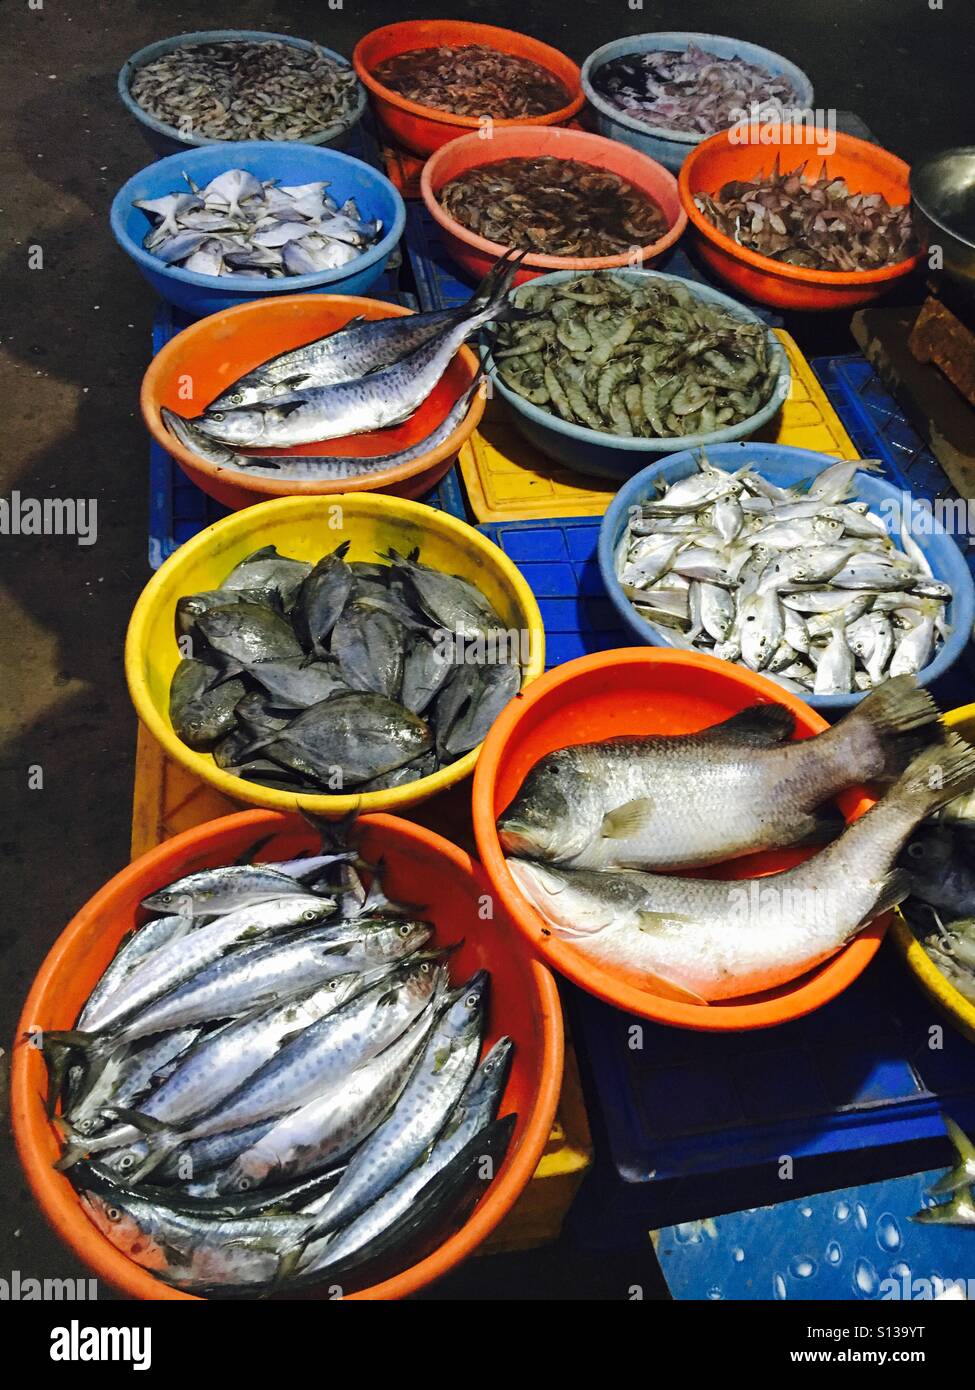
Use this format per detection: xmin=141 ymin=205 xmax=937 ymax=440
xmin=598 ymin=442 xmax=974 ymax=712
xmin=581 ymin=32 xmax=814 ymax=173
xmin=486 ymin=268 xmax=790 ymax=480
xmin=117 ymin=30 xmax=366 ymax=157
xmin=110 ymin=141 xmax=406 ymax=318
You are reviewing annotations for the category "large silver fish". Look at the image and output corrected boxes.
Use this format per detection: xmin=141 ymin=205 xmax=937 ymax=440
xmin=507 ymin=735 xmax=975 ymax=1002
xmin=498 ymin=675 xmax=942 ymax=871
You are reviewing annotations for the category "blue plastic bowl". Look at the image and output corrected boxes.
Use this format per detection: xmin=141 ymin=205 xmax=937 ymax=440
xmin=598 ymin=443 xmax=975 ymax=712
xmin=118 ymin=30 xmax=366 ymax=157
xmin=110 ymin=142 xmax=406 ymax=318
xmin=486 ymin=268 xmax=790 ymax=480
xmin=581 ymin=32 xmax=814 ymax=173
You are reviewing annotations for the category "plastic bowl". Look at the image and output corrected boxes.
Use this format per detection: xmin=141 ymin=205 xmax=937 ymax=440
xmin=472 ymin=648 xmax=884 ymax=1031
xmin=486 ymin=268 xmax=790 ymax=479
xmin=889 ymin=702 xmax=975 ymax=1045
xmin=353 ymin=21 xmax=584 ymax=156
xmin=598 ymin=442 xmax=974 ymax=712
xmin=111 ymin=142 xmax=406 ymax=318
xmin=118 ymin=31 xmax=366 ymax=158
xmin=140 ymin=294 xmax=483 ymax=509
xmin=679 ymin=127 xmax=920 ymax=311
xmin=11 ymin=810 xmax=563 ymax=1301
xmin=581 ymin=32 xmax=814 ymax=173
xmin=420 ymin=126 xmax=686 ymax=286
xmin=125 ymin=493 xmax=545 ymax=816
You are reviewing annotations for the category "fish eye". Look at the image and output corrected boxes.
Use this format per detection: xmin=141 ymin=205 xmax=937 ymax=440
xmin=327 ymin=979 xmax=340 ymax=990
xmin=907 ymin=843 xmax=926 ymax=859
xmin=420 ymin=961 xmax=430 ymax=973
xmin=210 ymin=411 xmax=224 ymax=422
xmin=398 ymin=924 xmax=412 ymax=936
xmin=106 ymin=1207 xmax=122 ymax=1223
xmin=118 ymin=1155 xmax=136 ymax=1171
xmin=160 ymin=892 xmax=172 ymax=904
xmin=230 ymin=394 xmax=243 ymax=405
xmin=237 ymin=1177 xmax=251 ymax=1192
xmin=301 ymin=909 xmax=318 ymax=921
xmin=465 ymin=993 xmax=478 ymax=1007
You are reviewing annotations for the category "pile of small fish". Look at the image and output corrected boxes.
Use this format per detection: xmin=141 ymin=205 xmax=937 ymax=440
xmin=373 ymin=43 xmax=569 ymax=119
xmin=41 ymin=831 xmax=515 ymax=1295
xmin=695 ymin=160 xmax=915 ymax=272
xmin=615 ymin=453 xmax=951 ymax=696
xmin=439 ymin=157 xmax=669 ymax=259
xmin=911 ymin=1118 xmax=975 ymax=1228
xmin=170 ymin=540 xmax=521 ymax=793
xmin=165 ymin=252 xmax=520 ymax=479
xmin=497 ymin=677 xmax=975 ymax=1002
xmin=129 ymin=40 xmax=360 ymax=142
xmin=492 ymin=272 xmax=778 ymax=438
xmin=900 ymin=812 xmax=975 ymax=1005
xmin=591 ymin=44 xmax=800 ymax=136
xmin=136 ymin=170 xmax=383 ymax=279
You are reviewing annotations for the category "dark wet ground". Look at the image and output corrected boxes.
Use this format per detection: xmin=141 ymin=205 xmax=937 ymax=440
xmin=1 ymin=0 xmax=973 ymax=1302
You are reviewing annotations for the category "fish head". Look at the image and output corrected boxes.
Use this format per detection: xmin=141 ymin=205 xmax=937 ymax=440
xmin=194 ymin=406 xmax=270 ymax=447
xmin=466 ymin=1035 xmax=515 ymax=1110
xmin=80 ymin=1191 xmax=167 ymax=1268
xmin=363 ymin=918 xmax=433 ymax=964
xmin=496 ymin=752 xmax=597 ymax=861
xmin=441 ymin=969 xmax=490 ymax=1043
xmin=506 ymin=859 xmax=633 ymax=937
xmin=141 ymin=880 xmax=195 ymax=914
xmin=902 ymin=827 xmax=956 ymax=875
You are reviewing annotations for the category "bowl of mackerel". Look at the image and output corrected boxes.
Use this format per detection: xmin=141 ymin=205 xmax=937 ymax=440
xmin=473 ymin=647 xmax=975 ymax=1029
xmin=124 ymin=493 xmax=545 ymax=817
xmin=140 ymin=290 xmax=491 ymax=509
xmin=485 ymin=268 xmax=789 ymax=479
xmin=598 ymin=444 xmax=974 ymax=712
xmin=12 ymin=810 xmax=564 ymax=1299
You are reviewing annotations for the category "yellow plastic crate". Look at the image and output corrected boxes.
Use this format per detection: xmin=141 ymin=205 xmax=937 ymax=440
xmin=459 ymin=329 xmax=859 ymax=523
xmin=130 ymin=723 xmax=593 ymax=1251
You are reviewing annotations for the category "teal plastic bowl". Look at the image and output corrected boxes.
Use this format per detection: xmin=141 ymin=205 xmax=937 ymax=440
xmin=580 ymin=32 xmax=814 ymax=173
xmin=118 ymin=30 xmax=366 ymax=157
xmin=598 ymin=442 xmax=975 ymax=712
xmin=486 ymin=268 xmax=790 ymax=480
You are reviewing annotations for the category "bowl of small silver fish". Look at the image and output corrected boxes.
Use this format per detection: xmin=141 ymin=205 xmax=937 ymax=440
xmin=112 ymin=142 xmax=405 ymax=317
xmin=891 ymin=701 xmax=975 ymax=1045
xmin=580 ymin=32 xmax=813 ymax=172
xmin=12 ymin=811 xmax=563 ymax=1298
xmin=598 ymin=444 xmax=974 ymax=710
xmin=486 ymin=268 xmax=789 ymax=479
xmin=124 ymin=492 xmax=545 ymax=816
xmin=118 ymin=31 xmax=365 ymax=157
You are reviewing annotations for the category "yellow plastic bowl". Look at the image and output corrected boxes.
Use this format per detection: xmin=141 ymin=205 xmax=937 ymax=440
xmin=889 ymin=701 xmax=975 ymax=1044
xmin=125 ymin=494 xmax=545 ymax=815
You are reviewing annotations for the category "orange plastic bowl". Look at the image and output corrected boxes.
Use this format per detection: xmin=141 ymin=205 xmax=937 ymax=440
xmin=421 ymin=126 xmax=687 ymax=285
xmin=678 ymin=127 xmax=920 ymax=311
xmin=353 ymin=21 xmax=584 ymax=156
xmin=11 ymin=810 xmax=563 ymax=1301
xmin=140 ymin=294 xmax=485 ymax=510
xmin=473 ymin=648 xmax=885 ymax=1032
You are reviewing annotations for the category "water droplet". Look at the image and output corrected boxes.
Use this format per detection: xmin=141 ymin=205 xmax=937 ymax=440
xmin=826 ymin=1241 xmax=842 ymax=1266
xmin=876 ymin=1213 xmax=902 ymax=1253
xmin=790 ymin=1256 xmax=817 ymax=1279
xmin=773 ymin=1272 xmax=788 ymax=1300
xmin=707 ymin=1285 xmax=723 ymax=1300
xmin=674 ymin=1221 xmax=703 ymax=1245
xmin=733 ymin=1247 xmax=745 ymax=1264
xmin=799 ymin=1205 xmax=812 ymax=1218
xmin=855 ymin=1203 xmax=868 ymax=1231
xmin=834 ymin=1200 xmax=851 ymax=1222
xmin=854 ymin=1258 xmax=879 ymax=1298
xmin=889 ymin=1261 xmax=911 ymax=1281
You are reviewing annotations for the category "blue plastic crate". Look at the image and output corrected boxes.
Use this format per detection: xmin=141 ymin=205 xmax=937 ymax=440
xmin=566 ymin=949 xmax=975 ymax=1247
xmin=478 ymin=518 xmax=626 ymax=668
xmin=146 ymin=298 xmax=468 ymax=568
xmin=404 ymin=201 xmax=783 ymax=324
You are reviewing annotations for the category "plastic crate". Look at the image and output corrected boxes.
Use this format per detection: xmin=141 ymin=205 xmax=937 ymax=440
xmin=567 ymin=949 xmax=975 ymax=1248
xmin=129 ymin=724 xmax=592 ymax=1251
xmin=460 ymin=331 xmax=857 ymax=523
xmin=146 ymin=297 xmax=468 ymax=569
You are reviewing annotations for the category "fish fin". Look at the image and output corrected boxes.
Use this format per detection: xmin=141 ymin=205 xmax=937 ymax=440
xmin=702 ymin=703 xmax=796 ymax=745
xmin=34 ymin=1028 xmax=97 ymax=1055
xmin=856 ymin=868 xmax=912 ymax=927
xmin=783 ymin=805 xmax=846 ymax=848
xmin=628 ymin=948 xmax=710 ymax=1006
xmin=106 ymin=1105 xmax=171 ymax=1137
xmin=928 ymin=1116 xmax=975 ymax=1196
xmin=838 ymin=674 xmax=943 ymax=776
xmin=600 ymin=798 xmax=655 ymax=841
xmin=889 ymin=734 xmax=975 ymax=818
xmin=236 ymin=833 xmax=276 ymax=867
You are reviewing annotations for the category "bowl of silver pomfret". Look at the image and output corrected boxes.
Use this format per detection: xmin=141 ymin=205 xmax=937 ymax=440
xmin=125 ymin=494 xmax=545 ymax=815
xmin=118 ymin=31 xmax=366 ymax=157
xmin=598 ymin=443 xmax=973 ymax=711
xmin=486 ymin=268 xmax=789 ymax=479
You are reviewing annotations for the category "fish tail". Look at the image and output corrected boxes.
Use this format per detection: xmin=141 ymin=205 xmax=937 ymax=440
xmin=833 ymin=673 xmax=944 ymax=779
xmin=888 ymin=733 xmax=975 ymax=818
xmin=466 ymin=249 xmax=522 ymax=309
xmin=928 ymin=1115 xmax=975 ymax=1196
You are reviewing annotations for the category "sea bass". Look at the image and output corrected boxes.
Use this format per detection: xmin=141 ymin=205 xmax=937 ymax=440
xmin=498 ymin=675 xmax=941 ymax=871
xmin=507 ymin=735 xmax=975 ymax=1002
